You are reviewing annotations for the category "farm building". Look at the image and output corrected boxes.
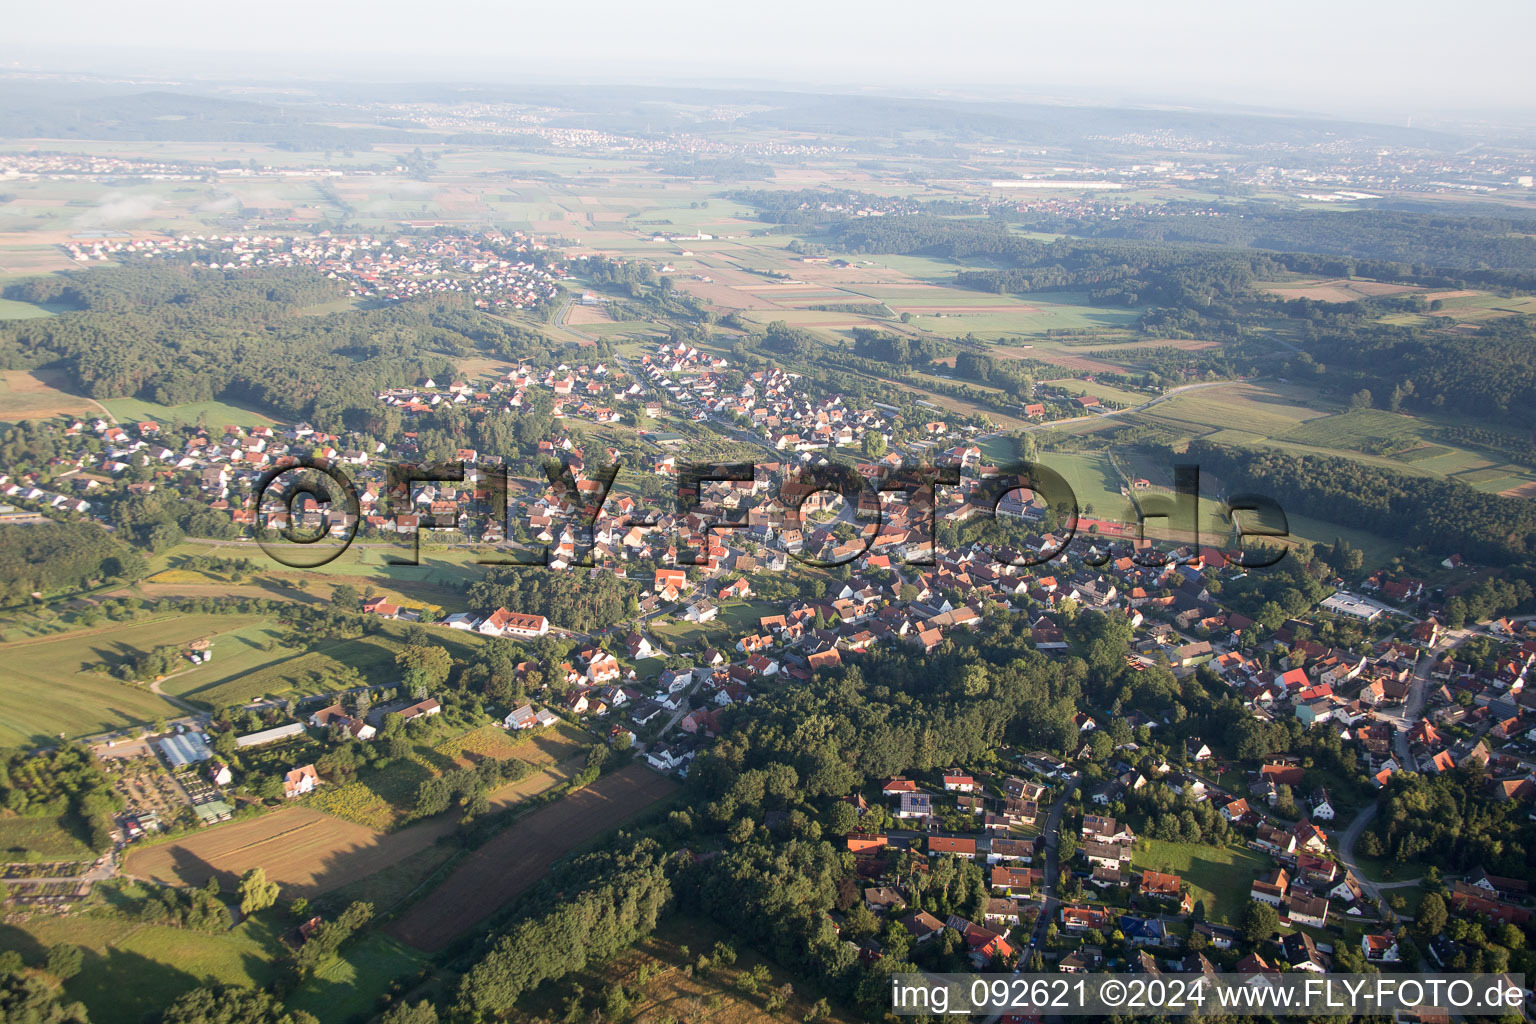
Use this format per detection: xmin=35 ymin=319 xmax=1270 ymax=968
xmin=158 ymin=731 xmax=214 ymax=767
xmin=235 ymin=723 xmax=307 ymax=748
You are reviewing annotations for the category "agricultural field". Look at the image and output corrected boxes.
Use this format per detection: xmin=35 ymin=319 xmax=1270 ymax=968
xmin=0 ymin=614 xmax=263 ymax=743
xmin=285 ymin=714 xmax=588 ymax=831
xmin=135 ymin=541 xmax=473 ymax=615
xmin=152 ymin=539 xmax=491 ymax=610
xmin=385 ymin=764 xmax=679 ymax=951
xmin=0 ymin=812 xmax=96 ymax=862
xmin=0 ymin=368 xmax=105 ymax=421
xmin=285 ymin=932 xmax=429 ymax=1024
xmin=166 ymin=630 xmax=409 ymax=710
xmin=0 ymin=906 xmax=288 ymax=1024
xmin=1130 ymin=838 xmax=1272 ymax=926
xmin=97 ymin=396 xmax=277 ymax=428
xmin=1042 ymin=377 xmax=1154 ymax=407
xmin=125 ymin=737 xmax=592 ymax=892
xmin=1035 ymin=450 xmax=1135 ymax=522
xmin=1137 ymin=380 xmax=1335 ymax=439
xmin=0 ymin=298 xmax=57 ymax=319
xmin=122 ymin=806 xmax=456 ymax=897
xmin=1280 ymin=408 xmax=1440 ymax=454
xmin=1256 ymin=277 xmax=1426 ymax=303
xmin=506 ymin=914 xmax=857 ymax=1024
xmin=1129 ymin=380 xmax=1536 ymax=493
xmin=0 ymin=897 xmax=424 ymax=1024
xmin=435 ymin=720 xmax=591 ymax=770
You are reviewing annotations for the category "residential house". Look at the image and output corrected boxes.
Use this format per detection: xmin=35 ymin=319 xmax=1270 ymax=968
xmin=284 ymin=765 xmax=319 ymax=799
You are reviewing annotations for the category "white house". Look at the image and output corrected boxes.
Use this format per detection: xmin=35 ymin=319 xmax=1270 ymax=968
xmin=1362 ymin=934 xmax=1399 ymax=963
xmin=283 ymin=765 xmax=318 ymax=799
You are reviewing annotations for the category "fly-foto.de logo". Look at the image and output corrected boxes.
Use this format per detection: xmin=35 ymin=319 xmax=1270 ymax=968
xmin=250 ymin=456 xmax=1289 ymax=572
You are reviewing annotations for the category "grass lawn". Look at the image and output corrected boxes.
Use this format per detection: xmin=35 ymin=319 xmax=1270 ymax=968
xmin=97 ymin=396 xmax=277 ymax=429
xmin=0 ymin=907 xmax=287 ymax=1024
xmin=173 ymin=632 xmax=407 ymax=709
xmin=156 ymin=540 xmax=489 ymax=612
xmin=0 ymin=298 xmax=57 ymax=320
xmin=1037 ymin=450 xmax=1135 ymax=523
xmin=0 ymin=901 xmax=422 ymax=1024
xmin=650 ymin=599 xmax=777 ymax=651
xmin=0 ymin=813 xmax=96 ymax=862
xmin=1042 ymin=378 xmax=1153 ymax=407
xmin=287 ymin=932 xmax=428 ymax=1024
xmin=1352 ymin=851 xmax=1432 ymax=884
xmin=1131 ymin=839 xmax=1272 ymax=926
xmin=168 ymin=618 xmax=489 ymax=710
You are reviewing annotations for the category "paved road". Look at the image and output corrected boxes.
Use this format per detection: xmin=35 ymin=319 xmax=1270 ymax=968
xmin=977 ymin=778 xmax=1078 ymax=1024
xmin=1026 ymin=780 xmax=1079 ymax=962
xmin=1337 ymin=801 xmax=1423 ymax=933
xmin=1374 ymin=629 xmax=1471 ymax=769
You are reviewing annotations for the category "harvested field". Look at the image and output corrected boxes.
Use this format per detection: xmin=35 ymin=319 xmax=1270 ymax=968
xmin=1259 ymin=278 xmax=1422 ymax=302
xmin=122 ymin=752 xmax=584 ymax=895
xmin=123 ymin=806 xmax=454 ymax=896
xmin=386 ymin=764 xmax=678 ymax=950
xmin=565 ymin=302 xmax=614 ymax=325
xmin=674 ymin=279 xmax=782 ymax=309
xmin=1026 ymin=350 xmax=1124 ymax=374
xmin=0 ymin=368 xmax=106 ymax=421
xmin=1500 ymin=481 xmax=1536 ymax=499
xmin=896 ymin=303 xmax=1041 ymax=314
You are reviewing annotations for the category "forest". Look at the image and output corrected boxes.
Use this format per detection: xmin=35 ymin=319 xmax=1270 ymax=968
xmin=821 ymin=215 xmax=1281 ymax=308
xmin=1367 ymin=765 xmax=1531 ymax=876
xmin=1182 ymin=439 xmax=1536 ymax=595
xmin=1288 ymin=315 xmax=1536 ymax=426
xmin=1010 ymin=202 xmax=1536 ymax=286
xmin=0 ymin=522 xmax=146 ymax=604
xmin=0 ymin=745 xmax=120 ymax=852
xmin=464 ymin=565 xmax=638 ymax=633
xmin=0 ymin=265 xmax=556 ymax=430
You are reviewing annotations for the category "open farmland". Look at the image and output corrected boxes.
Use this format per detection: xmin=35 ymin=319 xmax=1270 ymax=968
xmin=435 ymin=720 xmax=590 ymax=769
xmin=122 ymin=806 xmax=456 ymax=896
xmin=0 ymin=812 xmax=96 ymax=862
xmin=168 ymin=631 xmax=410 ymax=709
xmin=1037 ymin=450 xmax=1134 ymax=522
xmin=1257 ymin=277 xmax=1425 ymax=302
xmin=0 ymin=899 xmax=424 ymax=1024
xmin=307 ymin=729 xmax=589 ymax=832
xmin=150 ymin=612 xmax=488 ymax=710
xmin=97 ymin=396 xmax=278 ymax=428
xmin=1131 ymin=383 xmax=1536 ymax=492
xmin=0 ymin=368 xmax=107 ymax=421
xmin=0 ymin=614 xmax=263 ymax=743
xmin=123 ymin=747 xmax=590 ymax=892
xmin=386 ymin=764 xmax=678 ymax=951
xmin=0 ymin=908 xmax=289 ymax=1024
xmin=1137 ymin=380 xmax=1334 ymax=438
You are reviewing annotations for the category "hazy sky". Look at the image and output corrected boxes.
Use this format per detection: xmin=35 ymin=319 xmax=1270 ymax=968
xmin=6 ymin=0 xmax=1533 ymax=119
